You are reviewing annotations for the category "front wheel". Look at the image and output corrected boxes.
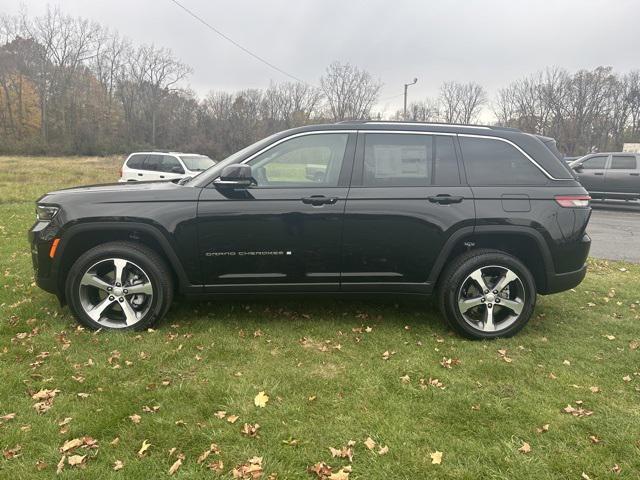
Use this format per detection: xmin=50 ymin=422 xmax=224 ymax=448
xmin=65 ymin=241 xmax=173 ymax=330
xmin=438 ymin=249 xmax=536 ymax=339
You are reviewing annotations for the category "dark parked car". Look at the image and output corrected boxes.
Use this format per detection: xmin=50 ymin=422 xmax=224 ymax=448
xmin=569 ymin=153 xmax=640 ymax=200
xmin=29 ymin=121 xmax=591 ymax=339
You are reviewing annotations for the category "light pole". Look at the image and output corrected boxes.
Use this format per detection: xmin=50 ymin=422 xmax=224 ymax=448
xmin=403 ymin=77 xmax=418 ymax=119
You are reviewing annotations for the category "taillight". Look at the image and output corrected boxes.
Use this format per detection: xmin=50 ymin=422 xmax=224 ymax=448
xmin=554 ymin=195 xmax=590 ymax=208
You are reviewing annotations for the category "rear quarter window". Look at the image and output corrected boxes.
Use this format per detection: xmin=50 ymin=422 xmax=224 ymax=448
xmin=126 ymin=154 xmax=146 ymax=169
xmin=460 ymin=136 xmax=547 ymax=185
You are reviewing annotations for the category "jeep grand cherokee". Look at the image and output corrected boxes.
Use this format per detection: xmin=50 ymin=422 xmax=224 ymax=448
xmin=29 ymin=121 xmax=591 ymax=339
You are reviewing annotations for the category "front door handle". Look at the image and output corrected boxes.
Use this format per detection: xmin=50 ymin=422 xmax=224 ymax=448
xmin=427 ymin=194 xmax=464 ymax=205
xmin=630 ymin=172 xmax=639 ymax=176
xmin=137 ymin=173 xmax=143 ymax=177
xmin=301 ymin=195 xmax=338 ymax=206
xmin=594 ymin=172 xmax=604 ymax=176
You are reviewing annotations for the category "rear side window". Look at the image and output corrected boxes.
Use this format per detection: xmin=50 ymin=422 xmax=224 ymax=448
xmin=144 ymin=154 xmax=163 ymax=171
xmin=363 ymin=133 xmax=460 ymax=187
xmin=581 ymin=155 xmax=607 ymax=169
xmin=126 ymin=154 xmax=146 ymax=169
xmin=460 ymin=137 xmax=546 ymax=185
xmin=610 ymin=155 xmax=637 ymax=169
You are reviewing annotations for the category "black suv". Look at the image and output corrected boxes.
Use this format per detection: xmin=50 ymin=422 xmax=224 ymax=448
xmin=29 ymin=122 xmax=591 ymax=339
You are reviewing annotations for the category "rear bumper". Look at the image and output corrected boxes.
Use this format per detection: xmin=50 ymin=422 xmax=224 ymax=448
xmin=542 ymin=263 xmax=588 ymax=294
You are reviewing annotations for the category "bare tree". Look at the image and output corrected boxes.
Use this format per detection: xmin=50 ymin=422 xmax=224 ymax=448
xmin=439 ymin=81 xmax=486 ymax=124
xmin=320 ymin=61 xmax=382 ymax=121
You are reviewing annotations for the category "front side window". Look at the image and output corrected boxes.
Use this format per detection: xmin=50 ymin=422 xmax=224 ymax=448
xmin=581 ymin=155 xmax=607 ymax=169
xmin=248 ymin=133 xmax=349 ymax=187
xmin=610 ymin=155 xmax=637 ymax=170
xmin=159 ymin=155 xmax=183 ymax=173
xmin=461 ymin=137 xmax=547 ymax=185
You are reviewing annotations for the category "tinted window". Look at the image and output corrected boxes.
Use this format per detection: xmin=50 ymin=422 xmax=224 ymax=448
xmin=581 ymin=155 xmax=607 ymax=169
xmin=248 ymin=133 xmax=348 ymax=187
xmin=158 ymin=155 xmax=183 ymax=173
xmin=610 ymin=155 xmax=637 ymax=170
xmin=461 ymin=137 xmax=546 ymax=185
xmin=126 ymin=154 xmax=146 ymax=169
xmin=364 ymin=134 xmax=432 ymax=187
xmin=144 ymin=154 xmax=163 ymax=171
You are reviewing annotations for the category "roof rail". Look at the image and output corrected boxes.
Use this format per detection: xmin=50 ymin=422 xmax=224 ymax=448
xmin=334 ymin=120 xmax=521 ymax=132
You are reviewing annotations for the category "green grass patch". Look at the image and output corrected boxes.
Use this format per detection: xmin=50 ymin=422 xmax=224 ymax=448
xmin=0 ymin=156 xmax=639 ymax=479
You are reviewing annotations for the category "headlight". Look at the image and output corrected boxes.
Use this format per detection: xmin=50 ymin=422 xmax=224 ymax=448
xmin=36 ymin=205 xmax=59 ymax=222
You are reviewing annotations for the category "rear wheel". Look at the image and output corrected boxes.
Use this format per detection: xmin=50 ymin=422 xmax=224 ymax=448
xmin=438 ymin=249 xmax=536 ymax=339
xmin=66 ymin=241 xmax=173 ymax=330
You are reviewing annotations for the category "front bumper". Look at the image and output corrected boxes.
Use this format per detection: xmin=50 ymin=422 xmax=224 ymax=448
xmin=28 ymin=220 xmax=60 ymax=296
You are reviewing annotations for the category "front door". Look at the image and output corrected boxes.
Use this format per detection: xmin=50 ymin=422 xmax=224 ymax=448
xmin=197 ymin=131 xmax=356 ymax=292
xmin=576 ymin=154 xmax=609 ymax=192
xmin=341 ymin=132 xmax=475 ymax=293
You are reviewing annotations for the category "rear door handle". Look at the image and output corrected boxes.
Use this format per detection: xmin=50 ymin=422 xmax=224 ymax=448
xmin=427 ymin=194 xmax=464 ymax=205
xmin=594 ymin=172 xmax=604 ymax=176
xmin=159 ymin=175 xmax=165 ymax=179
xmin=137 ymin=173 xmax=143 ymax=177
xmin=630 ymin=172 xmax=639 ymax=176
xmin=301 ymin=195 xmax=338 ymax=206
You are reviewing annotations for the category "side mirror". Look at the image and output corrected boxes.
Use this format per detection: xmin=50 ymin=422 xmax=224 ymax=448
xmin=216 ymin=164 xmax=255 ymax=188
xmin=573 ymin=164 xmax=583 ymax=172
xmin=171 ymin=166 xmax=185 ymax=174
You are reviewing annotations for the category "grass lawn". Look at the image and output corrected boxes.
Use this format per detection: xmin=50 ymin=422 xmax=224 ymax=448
xmin=0 ymin=156 xmax=639 ymax=479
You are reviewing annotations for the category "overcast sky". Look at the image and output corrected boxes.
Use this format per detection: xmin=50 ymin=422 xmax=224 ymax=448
xmin=3 ymin=0 xmax=639 ymax=119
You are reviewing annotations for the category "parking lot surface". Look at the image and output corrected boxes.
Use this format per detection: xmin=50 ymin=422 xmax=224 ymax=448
xmin=588 ymin=200 xmax=640 ymax=263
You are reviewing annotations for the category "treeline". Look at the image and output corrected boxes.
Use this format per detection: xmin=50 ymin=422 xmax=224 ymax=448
xmin=1 ymin=8 xmax=639 ymax=159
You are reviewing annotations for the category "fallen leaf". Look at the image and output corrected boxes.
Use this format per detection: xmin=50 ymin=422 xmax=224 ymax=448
xmin=589 ymin=435 xmax=600 ymax=444
xmin=214 ymin=410 xmax=226 ymax=419
xmin=329 ymin=467 xmax=351 ymax=480
xmin=430 ymin=451 xmax=443 ymax=465
xmin=60 ymin=438 xmax=84 ymax=453
xmin=113 ymin=460 xmax=124 ymax=471
xmin=168 ymin=457 xmax=183 ymax=475
xmin=129 ymin=414 xmax=141 ymax=424
xmin=56 ymin=455 xmax=66 ymax=474
xmin=207 ymin=459 xmax=224 ymax=472
xmin=364 ymin=437 xmax=376 ymax=450
xmin=3 ymin=445 xmax=21 ymax=460
xmin=611 ymin=464 xmax=621 ymax=474
xmin=581 ymin=473 xmax=592 ymax=480
xmin=518 ymin=442 xmax=531 ymax=454
xmin=232 ymin=456 xmax=263 ymax=479
xmin=378 ymin=445 xmax=389 ymax=455
xmin=536 ymin=424 xmax=550 ymax=433
xmin=254 ymin=391 xmax=269 ymax=408
xmin=1 ymin=413 xmax=16 ymax=422
xmin=241 ymin=423 xmax=260 ymax=437
xmin=440 ymin=357 xmax=460 ymax=369
xmin=138 ymin=439 xmax=151 ymax=457
xmin=67 ymin=454 xmax=86 ymax=467
xmin=400 ymin=374 xmax=410 ymax=384
xmin=329 ymin=445 xmax=353 ymax=462
xmin=227 ymin=414 xmax=239 ymax=424
xmin=622 ymin=375 xmax=631 ymax=382
xmin=589 ymin=386 xmax=600 ymax=393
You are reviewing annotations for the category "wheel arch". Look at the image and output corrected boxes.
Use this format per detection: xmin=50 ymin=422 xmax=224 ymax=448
xmin=430 ymin=226 xmax=553 ymax=293
xmin=53 ymin=222 xmax=192 ymax=303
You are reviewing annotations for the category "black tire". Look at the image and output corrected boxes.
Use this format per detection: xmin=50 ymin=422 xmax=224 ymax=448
xmin=65 ymin=241 xmax=173 ymax=331
xmin=437 ymin=249 xmax=536 ymax=339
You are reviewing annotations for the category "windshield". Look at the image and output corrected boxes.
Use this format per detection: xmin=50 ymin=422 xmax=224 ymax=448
xmin=179 ymin=154 xmax=215 ymax=171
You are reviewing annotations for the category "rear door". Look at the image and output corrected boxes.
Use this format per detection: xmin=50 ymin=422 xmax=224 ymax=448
xmin=575 ymin=154 xmax=609 ymax=192
xmin=124 ymin=154 xmax=148 ymax=181
xmin=340 ymin=131 xmax=474 ymax=293
xmin=604 ymin=154 xmax=639 ymax=194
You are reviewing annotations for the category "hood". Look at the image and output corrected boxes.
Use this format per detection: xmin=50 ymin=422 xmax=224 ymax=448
xmin=37 ymin=180 xmax=199 ymax=207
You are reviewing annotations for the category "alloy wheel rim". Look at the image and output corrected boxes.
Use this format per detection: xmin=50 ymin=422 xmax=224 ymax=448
xmin=78 ymin=258 xmax=153 ymax=328
xmin=457 ymin=265 xmax=525 ymax=333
